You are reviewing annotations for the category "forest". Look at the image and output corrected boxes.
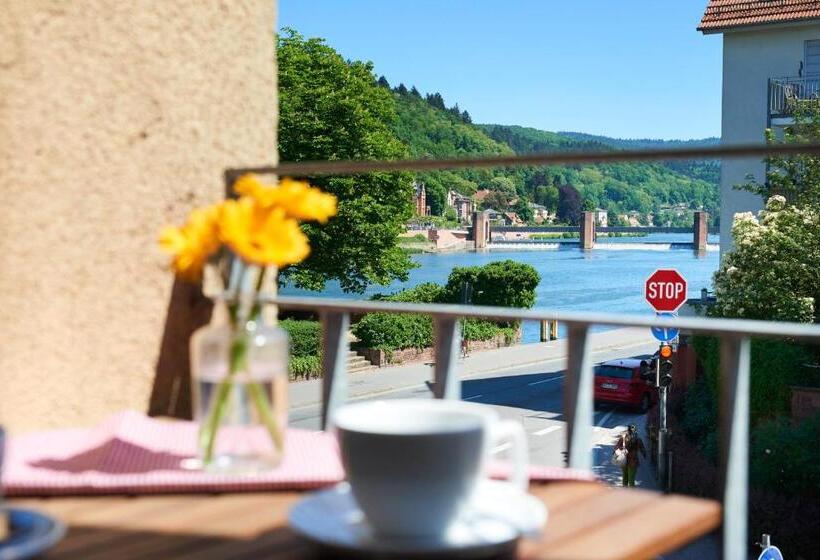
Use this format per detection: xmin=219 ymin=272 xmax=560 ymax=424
xmin=388 ymin=85 xmax=720 ymax=226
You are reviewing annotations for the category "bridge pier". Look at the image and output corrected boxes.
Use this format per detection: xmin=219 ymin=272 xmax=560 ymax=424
xmin=540 ymin=319 xmax=559 ymax=341
xmin=693 ymin=211 xmax=709 ymax=252
xmin=579 ymin=212 xmax=595 ymax=250
xmin=472 ymin=210 xmax=490 ymax=249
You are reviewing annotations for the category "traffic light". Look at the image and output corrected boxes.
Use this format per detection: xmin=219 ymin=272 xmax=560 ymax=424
xmin=658 ymin=344 xmax=673 ymax=387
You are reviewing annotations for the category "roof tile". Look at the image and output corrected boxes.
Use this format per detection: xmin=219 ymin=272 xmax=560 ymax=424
xmin=699 ymin=0 xmax=820 ymax=32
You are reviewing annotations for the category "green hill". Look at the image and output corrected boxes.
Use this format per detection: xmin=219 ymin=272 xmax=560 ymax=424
xmin=476 ymin=124 xmax=720 ymax=222
xmin=386 ymin=92 xmax=720 ymax=224
xmin=555 ymin=131 xmax=720 ymax=185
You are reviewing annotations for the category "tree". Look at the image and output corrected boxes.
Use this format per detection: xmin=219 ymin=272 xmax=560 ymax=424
xmin=481 ymin=191 xmax=510 ymax=211
xmin=488 ymin=176 xmax=516 ymax=197
xmin=557 ymin=184 xmax=582 ymax=225
xmin=394 ymin=83 xmax=408 ymax=95
xmin=712 ymin=104 xmax=820 ymax=324
xmin=740 ymin=104 xmax=820 ymax=207
xmin=278 ymin=29 xmax=415 ymax=293
xmin=425 ymin=92 xmax=446 ymax=110
xmin=409 ymin=86 xmax=421 ymax=98
xmin=443 ymin=261 xmax=540 ymax=309
xmin=513 ymin=199 xmax=534 ymax=223
xmin=377 ymin=75 xmax=390 ymax=89
xmin=534 ymin=184 xmax=559 ymax=211
xmin=711 ymin=197 xmax=818 ymax=323
xmin=461 ymin=110 xmax=472 ymax=124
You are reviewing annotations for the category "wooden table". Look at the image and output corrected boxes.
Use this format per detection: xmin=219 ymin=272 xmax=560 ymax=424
xmin=10 ymin=481 xmax=720 ymax=559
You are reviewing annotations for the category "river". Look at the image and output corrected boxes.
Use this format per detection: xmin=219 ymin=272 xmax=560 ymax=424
xmin=281 ymin=234 xmax=720 ymax=343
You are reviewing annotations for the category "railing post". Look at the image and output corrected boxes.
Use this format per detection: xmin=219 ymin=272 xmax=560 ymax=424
xmin=320 ymin=311 xmax=350 ymax=430
xmin=433 ymin=316 xmax=461 ymax=399
xmin=719 ymin=336 xmax=751 ymax=560
xmin=564 ymin=323 xmax=593 ymax=471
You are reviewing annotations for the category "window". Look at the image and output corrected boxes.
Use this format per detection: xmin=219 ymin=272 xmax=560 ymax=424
xmin=594 ymin=365 xmax=634 ymax=379
xmin=804 ymin=40 xmax=820 ymax=76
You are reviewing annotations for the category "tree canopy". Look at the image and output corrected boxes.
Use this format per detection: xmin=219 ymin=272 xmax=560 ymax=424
xmin=712 ymin=105 xmax=820 ymax=324
xmin=278 ymin=29 xmax=415 ymax=293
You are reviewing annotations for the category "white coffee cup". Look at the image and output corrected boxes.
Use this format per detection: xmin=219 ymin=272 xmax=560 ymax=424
xmin=334 ymin=399 xmax=528 ymax=538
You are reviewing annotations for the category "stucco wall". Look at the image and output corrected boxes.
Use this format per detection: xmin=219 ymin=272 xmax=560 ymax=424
xmin=720 ymin=23 xmax=820 ymax=253
xmin=0 ymin=1 xmax=277 ymax=432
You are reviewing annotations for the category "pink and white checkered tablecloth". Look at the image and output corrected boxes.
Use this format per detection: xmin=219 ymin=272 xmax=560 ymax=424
xmin=3 ymin=411 xmax=594 ymax=496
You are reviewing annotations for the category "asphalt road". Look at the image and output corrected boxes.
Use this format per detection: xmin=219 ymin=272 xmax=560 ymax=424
xmin=289 ymin=341 xmax=659 ymax=480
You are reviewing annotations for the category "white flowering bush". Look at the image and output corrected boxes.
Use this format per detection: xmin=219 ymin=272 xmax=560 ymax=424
xmin=711 ymin=197 xmax=818 ymax=323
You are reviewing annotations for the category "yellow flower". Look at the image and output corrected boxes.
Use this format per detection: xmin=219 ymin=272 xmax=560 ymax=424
xmin=218 ymin=197 xmax=310 ymax=267
xmin=158 ymin=205 xmax=220 ymax=282
xmin=234 ymin=174 xmax=337 ymax=224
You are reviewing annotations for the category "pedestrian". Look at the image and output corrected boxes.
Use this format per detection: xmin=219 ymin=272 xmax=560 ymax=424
xmin=615 ymin=424 xmax=647 ymax=487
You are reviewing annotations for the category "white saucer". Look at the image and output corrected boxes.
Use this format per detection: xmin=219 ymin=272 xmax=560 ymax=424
xmin=288 ymin=479 xmax=547 ymax=556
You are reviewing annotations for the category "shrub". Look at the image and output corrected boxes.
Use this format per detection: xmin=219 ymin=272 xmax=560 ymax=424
xmin=443 ymin=260 xmax=540 ymax=309
xmin=356 ymin=263 xmax=538 ymax=352
xmin=750 ymin=412 xmax=820 ymax=497
xmin=374 ymin=282 xmax=444 ymax=304
xmin=461 ymin=319 xmax=502 ymax=341
xmin=352 ymin=313 xmax=433 ymax=351
xmin=678 ymin=375 xmax=719 ymax=462
xmin=290 ymin=355 xmax=321 ymax=379
xmin=280 ymin=319 xmax=321 ymax=358
xmin=692 ymin=335 xmax=814 ymax=425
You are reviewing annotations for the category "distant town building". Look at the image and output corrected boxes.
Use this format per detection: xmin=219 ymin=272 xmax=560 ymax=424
xmin=699 ymin=0 xmax=820 ymax=254
xmin=472 ymin=189 xmax=491 ymax=206
xmin=447 ymin=190 xmax=474 ymax=222
xmin=594 ymin=208 xmax=608 ymax=227
xmin=413 ymin=181 xmax=427 ymax=216
xmin=503 ymin=211 xmax=523 ymax=226
xmin=528 ymin=202 xmax=553 ymax=224
xmin=484 ymin=208 xmax=504 ymax=224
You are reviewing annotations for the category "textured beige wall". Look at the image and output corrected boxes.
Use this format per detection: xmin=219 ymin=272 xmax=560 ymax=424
xmin=0 ymin=1 xmax=277 ymax=432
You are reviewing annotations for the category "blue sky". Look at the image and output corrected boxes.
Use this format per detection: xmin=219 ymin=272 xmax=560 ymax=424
xmin=279 ymin=1 xmax=722 ymax=140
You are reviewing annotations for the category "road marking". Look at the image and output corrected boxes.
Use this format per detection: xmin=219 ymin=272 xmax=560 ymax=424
xmin=464 ymin=394 xmax=484 ymax=401
xmin=290 ymin=338 xmax=657 ymax=412
xmin=528 ymin=375 xmax=564 ymax=386
xmin=533 ymin=425 xmax=561 ymax=436
xmin=596 ymin=409 xmax=615 ymax=427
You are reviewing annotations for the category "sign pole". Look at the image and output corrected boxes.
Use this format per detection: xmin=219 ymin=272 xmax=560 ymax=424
xmin=659 ymin=382 xmax=668 ymax=491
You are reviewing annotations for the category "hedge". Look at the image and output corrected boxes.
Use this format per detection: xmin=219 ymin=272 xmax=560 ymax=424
xmin=280 ymin=319 xmax=321 ymax=358
xmin=351 ymin=313 xmax=433 ymax=351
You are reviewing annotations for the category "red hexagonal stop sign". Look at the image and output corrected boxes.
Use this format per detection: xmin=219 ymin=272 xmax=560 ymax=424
xmin=645 ymin=269 xmax=688 ymax=312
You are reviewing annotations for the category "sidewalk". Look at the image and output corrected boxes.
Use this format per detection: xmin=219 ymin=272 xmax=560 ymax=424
xmin=590 ymin=400 xmax=720 ymax=559
xmin=289 ymin=327 xmax=655 ymax=409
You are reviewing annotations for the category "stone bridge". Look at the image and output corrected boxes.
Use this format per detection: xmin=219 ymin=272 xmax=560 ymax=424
xmin=471 ymin=211 xmax=714 ymax=251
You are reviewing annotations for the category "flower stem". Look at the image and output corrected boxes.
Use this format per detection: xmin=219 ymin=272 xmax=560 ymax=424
xmin=247 ymin=381 xmax=284 ymax=450
xmin=199 ymin=331 xmax=249 ymax=465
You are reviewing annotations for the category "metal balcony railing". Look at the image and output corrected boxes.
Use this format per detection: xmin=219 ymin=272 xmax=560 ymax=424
xmin=769 ymin=76 xmax=820 ymax=118
xmin=260 ymin=295 xmax=820 ymax=560
xmin=230 ymin=140 xmax=820 ymax=559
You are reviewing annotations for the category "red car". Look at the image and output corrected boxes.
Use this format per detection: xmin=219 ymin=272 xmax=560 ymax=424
xmin=594 ymin=358 xmax=655 ymax=412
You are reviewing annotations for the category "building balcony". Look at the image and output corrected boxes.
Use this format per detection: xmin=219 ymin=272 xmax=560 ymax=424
xmin=768 ymin=76 xmax=820 ymax=123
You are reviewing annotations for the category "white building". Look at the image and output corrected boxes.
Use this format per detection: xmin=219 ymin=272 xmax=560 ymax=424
xmin=593 ymin=209 xmax=608 ymax=227
xmin=699 ymin=1 xmax=820 ymax=254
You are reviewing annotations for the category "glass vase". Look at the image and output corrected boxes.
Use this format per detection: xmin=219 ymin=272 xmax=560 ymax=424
xmin=191 ymin=316 xmax=289 ymax=473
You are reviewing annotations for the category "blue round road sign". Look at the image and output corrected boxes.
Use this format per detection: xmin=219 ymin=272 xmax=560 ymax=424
xmin=651 ymin=312 xmax=679 ymax=342
xmin=758 ymin=546 xmax=783 ymax=560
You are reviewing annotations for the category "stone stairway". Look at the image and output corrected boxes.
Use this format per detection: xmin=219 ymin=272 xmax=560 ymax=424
xmin=347 ymin=350 xmax=377 ymax=373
